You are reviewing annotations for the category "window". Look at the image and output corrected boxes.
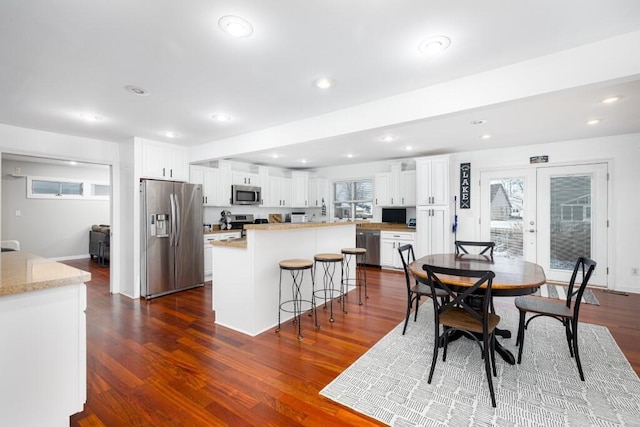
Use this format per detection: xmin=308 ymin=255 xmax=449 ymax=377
xmin=333 ymin=179 xmax=373 ymax=220
xmin=27 ymin=176 xmax=109 ymax=200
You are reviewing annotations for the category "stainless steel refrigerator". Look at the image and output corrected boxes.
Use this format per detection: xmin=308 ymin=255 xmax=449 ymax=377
xmin=141 ymin=179 xmax=204 ymax=299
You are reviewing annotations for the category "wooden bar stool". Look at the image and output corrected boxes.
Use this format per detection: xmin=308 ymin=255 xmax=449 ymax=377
xmin=341 ymin=248 xmax=368 ymax=305
xmin=314 ymin=253 xmax=347 ymax=322
xmin=276 ymin=259 xmax=319 ymax=340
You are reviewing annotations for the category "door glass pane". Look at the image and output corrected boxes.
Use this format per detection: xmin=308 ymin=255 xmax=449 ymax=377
xmin=489 ymin=179 xmax=524 ymax=259
xmin=549 ymin=175 xmax=591 ymax=270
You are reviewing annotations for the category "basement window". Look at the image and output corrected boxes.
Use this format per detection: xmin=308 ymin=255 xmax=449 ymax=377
xmin=27 ymin=176 xmax=109 ymax=200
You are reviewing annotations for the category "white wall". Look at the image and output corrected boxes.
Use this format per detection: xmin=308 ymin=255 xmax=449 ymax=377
xmin=448 ymin=133 xmax=640 ymax=293
xmin=1 ymin=159 xmax=109 ymax=258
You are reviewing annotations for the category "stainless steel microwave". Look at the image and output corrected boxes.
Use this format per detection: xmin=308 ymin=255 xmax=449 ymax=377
xmin=231 ymin=184 xmax=262 ymax=205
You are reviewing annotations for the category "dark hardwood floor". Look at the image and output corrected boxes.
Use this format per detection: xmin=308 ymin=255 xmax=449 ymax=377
xmin=63 ymin=258 xmax=640 ymax=426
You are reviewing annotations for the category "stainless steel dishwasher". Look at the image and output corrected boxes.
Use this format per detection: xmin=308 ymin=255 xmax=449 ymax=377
xmin=356 ymin=229 xmax=381 ymax=266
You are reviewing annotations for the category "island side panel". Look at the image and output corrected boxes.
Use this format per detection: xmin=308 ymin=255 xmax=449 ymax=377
xmin=212 ymin=224 xmax=356 ymax=336
xmin=313 ymin=224 xmax=356 ymax=290
xmin=252 ymin=227 xmax=319 ymax=336
xmin=0 ymin=283 xmax=87 ymax=426
xmin=211 ymin=244 xmax=255 ymax=336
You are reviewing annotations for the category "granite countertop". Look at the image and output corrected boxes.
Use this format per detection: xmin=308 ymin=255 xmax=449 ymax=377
xmin=204 ymin=229 xmax=242 ymax=235
xmin=210 ymin=238 xmax=247 ymax=248
xmin=357 ymin=222 xmax=416 ymax=232
xmin=211 ymin=222 xmax=357 ymax=249
xmin=244 ymin=221 xmax=356 ymax=231
xmin=0 ymin=251 xmax=91 ymax=297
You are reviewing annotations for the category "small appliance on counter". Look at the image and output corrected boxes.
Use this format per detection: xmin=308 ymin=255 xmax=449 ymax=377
xmin=407 ymin=218 xmax=416 ymax=229
xmin=291 ymin=212 xmax=308 ymax=223
xmin=254 ymin=218 xmax=269 ymax=224
xmin=219 ymin=210 xmax=232 ymax=230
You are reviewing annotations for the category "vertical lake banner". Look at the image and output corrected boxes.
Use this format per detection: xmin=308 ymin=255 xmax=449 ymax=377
xmin=460 ymin=163 xmax=471 ymax=209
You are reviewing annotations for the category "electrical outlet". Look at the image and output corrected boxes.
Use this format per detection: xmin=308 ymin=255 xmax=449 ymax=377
xmin=632 ymin=267 xmax=640 ymax=276
xmin=14 ymin=166 xmax=21 ymax=173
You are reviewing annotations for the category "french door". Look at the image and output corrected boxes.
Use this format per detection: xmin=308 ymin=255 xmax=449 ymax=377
xmin=481 ymin=163 xmax=608 ymax=286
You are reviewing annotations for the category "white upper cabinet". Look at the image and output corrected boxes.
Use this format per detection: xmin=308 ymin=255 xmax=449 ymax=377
xmin=258 ymin=167 xmax=270 ymax=206
xmin=309 ymin=177 xmax=328 ymax=208
xmin=400 ymin=170 xmax=416 ymax=206
xmin=217 ymin=161 xmax=232 ymax=206
xmin=416 ymin=155 xmax=449 ymax=206
xmin=141 ymin=139 xmax=188 ymax=181
xmin=269 ymin=176 xmax=291 ymax=207
xmin=375 ymin=165 xmax=416 ymax=207
xmin=374 ymin=172 xmax=391 ymax=206
xmin=232 ymin=171 xmax=259 ymax=186
xmin=189 ymin=165 xmax=219 ymax=206
xmin=291 ymin=171 xmax=309 ymax=208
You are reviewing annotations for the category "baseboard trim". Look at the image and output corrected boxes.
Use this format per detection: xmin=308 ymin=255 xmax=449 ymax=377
xmin=49 ymin=254 xmax=92 ymax=262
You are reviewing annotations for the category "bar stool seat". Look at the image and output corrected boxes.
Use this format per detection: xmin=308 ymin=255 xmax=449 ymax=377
xmin=314 ymin=253 xmax=347 ymax=322
xmin=280 ymin=259 xmax=314 ymax=270
xmin=341 ymin=248 xmax=368 ymax=305
xmin=276 ymin=258 xmax=318 ymax=340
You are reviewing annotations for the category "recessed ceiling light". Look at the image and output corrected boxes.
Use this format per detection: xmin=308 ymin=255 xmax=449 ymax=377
xmin=381 ymin=135 xmax=397 ymax=142
xmin=218 ymin=15 xmax=253 ymax=38
xmin=80 ymin=113 xmax=103 ymax=122
xmin=470 ymin=119 xmax=487 ymax=125
xmin=481 ymin=134 xmax=491 ymax=140
xmin=69 ymin=161 xmax=77 ymax=166
xmin=212 ymin=113 xmax=232 ymax=123
xmin=124 ymin=85 xmax=150 ymax=96
xmin=314 ymin=78 xmax=335 ymax=89
xmin=586 ymin=119 xmax=601 ymax=125
xmin=301 ymin=159 xmax=308 ymax=164
xmin=405 ymin=146 xmax=413 ymax=151
xmin=164 ymin=131 xmax=178 ymax=138
xmin=602 ymin=96 xmax=621 ymax=104
xmin=346 ymin=153 xmax=354 ymax=158
xmin=271 ymin=153 xmax=279 ymax=159
xmin=418 ymin=35 xmax=451 ymax=56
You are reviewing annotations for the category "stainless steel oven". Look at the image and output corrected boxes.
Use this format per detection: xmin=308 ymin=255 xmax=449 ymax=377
xmin=231 ymin=185 xmax=262 ymax=205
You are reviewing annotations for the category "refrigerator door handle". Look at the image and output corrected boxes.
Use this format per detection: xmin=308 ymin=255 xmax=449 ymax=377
xmin=170 ymin=193 xmax=177 ymax=247
xmin=175 ymin=193 xmax=181 ymax=247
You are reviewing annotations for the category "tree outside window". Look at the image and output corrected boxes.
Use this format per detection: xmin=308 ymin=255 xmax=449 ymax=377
xmin=333 ymin=179 xmax=373 ymax=220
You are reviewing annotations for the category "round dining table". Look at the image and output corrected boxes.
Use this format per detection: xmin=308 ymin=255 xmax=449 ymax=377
xmin=409 ymin=253 xmax=547 ymax=364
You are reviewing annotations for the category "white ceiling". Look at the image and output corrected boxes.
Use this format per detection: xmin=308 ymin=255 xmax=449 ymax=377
xmin=1 ymin=1 xmax=640 ymax=169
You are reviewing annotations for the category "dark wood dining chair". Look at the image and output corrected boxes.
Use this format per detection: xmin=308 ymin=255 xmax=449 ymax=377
xmin=397 ymin=244 xmax=448 ymax=335
xmin=422 ymin=264 xmax=499 ymax=407
xmin=514 ymin=256 xmax=597 ymax=381
xmin=454 ymin=240 xmax=495 ymax=259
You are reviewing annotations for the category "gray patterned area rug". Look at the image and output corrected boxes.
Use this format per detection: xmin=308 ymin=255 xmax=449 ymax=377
xmin=320 ymin=306 xmax=640 ymax=426
xmin=533 ymin=284 xmax=600 ymax=305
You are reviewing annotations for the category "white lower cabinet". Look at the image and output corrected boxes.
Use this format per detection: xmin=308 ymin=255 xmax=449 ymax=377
xmin=380 ymin=231 xmax=415 ymax=269
xmin=204 ymin=232 xmax=241 ymax=279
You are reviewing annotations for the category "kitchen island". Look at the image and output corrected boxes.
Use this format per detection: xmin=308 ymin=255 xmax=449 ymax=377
xmin=211 ymin=222 xmax=356 ymax=336
xmin=0 ymin=251 xmax=89 ymax=426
